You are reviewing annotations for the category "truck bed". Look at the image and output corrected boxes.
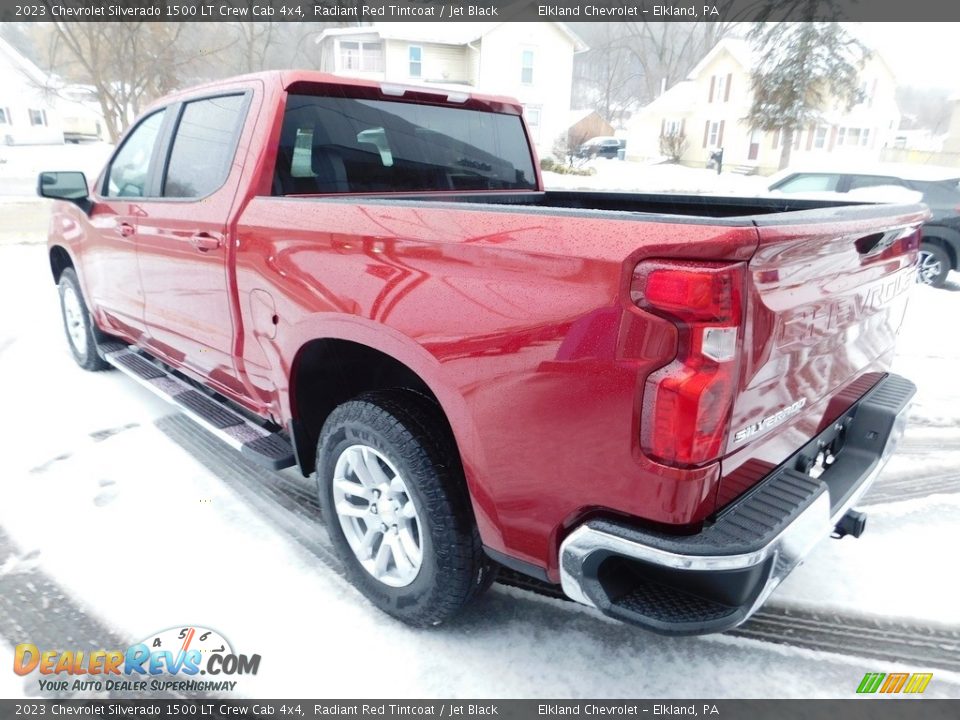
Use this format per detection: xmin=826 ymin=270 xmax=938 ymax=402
xmin=288 ymin=188 xmax=890 ymax=220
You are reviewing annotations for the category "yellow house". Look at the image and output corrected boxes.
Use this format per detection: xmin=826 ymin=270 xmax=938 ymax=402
xmin=626 ymin=38 xmax=901 ymax=175
xmin=317 ymin=22 xmax=587 ymax=159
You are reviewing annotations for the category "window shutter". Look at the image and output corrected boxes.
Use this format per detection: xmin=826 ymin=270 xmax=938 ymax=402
xmin=661 ymin=118 xmax=666 ymax=136
xmin=708 ymin=76 xmax=715 ymax=103
xmin=718 ymin=120 xmax=725 ymax=146
xmin=680 ymin=119 xmax=685 ymax=136
xmin=724 ymin=73 xmax=732 ymax=102
xmin=806 ymin=125 xmax=814 ymax=151
xmin=793 ymin=129 xmax=801 ymax=150
xmin=703 ymin=120 xmax=710 ymax=148
xmin=828 ymin=126 xmax=838 ymax=150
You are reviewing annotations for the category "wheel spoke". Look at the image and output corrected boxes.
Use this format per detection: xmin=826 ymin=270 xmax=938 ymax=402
xmin=360 ymin=447 xmax=392 ymax=487
xmin=397 ymin=526 xmax=421 ymax=565
xmin=389 ymin=534 xmax=415 ymax=575
xmin=401 ymin=501 xmax=417 ymax=519
xmin=344 ymin=447 xmax=375 ymax=487
xmin=335 ymin=501 xmax=367 ymax=518
xmin=357 ymin=525 xmax=379 ymax=559
xmin=334 ymin=477 xmax=371 ymax=501
xmin=374 ymin=538 xmax=392 ymax=576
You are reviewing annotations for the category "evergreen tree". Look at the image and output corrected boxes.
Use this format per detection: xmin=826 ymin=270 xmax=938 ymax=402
xmin=748 ymin=22 xmax=868 ymax=169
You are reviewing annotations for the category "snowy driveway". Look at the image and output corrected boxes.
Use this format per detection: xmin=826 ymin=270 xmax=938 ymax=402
xmin=1 ymin=210 xmax=959 ymax=699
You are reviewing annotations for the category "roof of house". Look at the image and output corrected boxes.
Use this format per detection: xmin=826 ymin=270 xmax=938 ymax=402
xmin=318 ymin=22 xmax=587 ymax=52
xmin=686 ymin=37 xmax=754 ymax=79
xmin=633 ymin=80 xmax=699 ymax=119
xmin=686 ymin=35 xmax=896 ymax=83
xmin=0 ymin=35 xmax=54 ymax=89
xmin=566 ymin=108 xmax=601 ymax=127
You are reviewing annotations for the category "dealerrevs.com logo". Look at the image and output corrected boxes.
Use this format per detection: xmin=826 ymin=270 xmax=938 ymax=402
xmin=13 ymin=626 xmax=260 ymax=694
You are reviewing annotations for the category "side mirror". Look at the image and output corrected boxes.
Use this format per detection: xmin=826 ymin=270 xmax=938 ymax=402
xmin=37 ymin=171 xmax=92 ymax=213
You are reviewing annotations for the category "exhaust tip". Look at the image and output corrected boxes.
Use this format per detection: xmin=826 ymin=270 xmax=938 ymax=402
xmin=833 ymin=510 xmax=867 ymax=539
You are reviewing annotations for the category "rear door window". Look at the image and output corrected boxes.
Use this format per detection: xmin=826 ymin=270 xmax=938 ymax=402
xmin=775 ymin=174 xmax=842 ymax=193
xmin=273 ymin=94 xmax=537 ymax=194
xmin=846 ymin=175 xmax=904 ymax=191
xmin=163 ymin=94 xmax=247 ymax=199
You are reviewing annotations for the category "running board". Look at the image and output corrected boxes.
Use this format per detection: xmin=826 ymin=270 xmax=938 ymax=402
xmin=102 ymin=344 xmax=295 ymax=470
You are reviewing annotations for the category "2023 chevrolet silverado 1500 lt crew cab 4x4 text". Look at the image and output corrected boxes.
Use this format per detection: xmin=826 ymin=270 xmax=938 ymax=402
xmin=39 ymin=72 xmax=925 ymax=635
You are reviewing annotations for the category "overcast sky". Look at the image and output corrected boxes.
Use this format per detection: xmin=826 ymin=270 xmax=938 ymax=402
xmin=854 ymin=23 xmax=959 ymax=92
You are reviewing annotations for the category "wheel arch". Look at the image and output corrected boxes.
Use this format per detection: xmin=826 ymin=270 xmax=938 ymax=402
xmin=286 ymin=334 xmax=470 ymax=482
xmin=49 ymin=244 xmax=75 ymax=284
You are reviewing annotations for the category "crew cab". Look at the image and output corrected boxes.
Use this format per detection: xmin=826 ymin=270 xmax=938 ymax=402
xmin=39 ymin=71 xmax=924 ymax=635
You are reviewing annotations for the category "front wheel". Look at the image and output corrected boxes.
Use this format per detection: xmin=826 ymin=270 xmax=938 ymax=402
xmin=316 ymin=390 xmax=495 ymax=627
xmin=58 ymin=268 xmax=111 ymax=371
xmin=916 ymin=243 xmax=951 ymax=288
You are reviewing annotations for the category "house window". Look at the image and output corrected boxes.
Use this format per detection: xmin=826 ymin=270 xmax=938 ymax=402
xmin=814 ymin=126 xmax=827 ymax=149
xmin=664 ymin=120 xmax=682 ymax=136
xmin=716 ymin=75 xmax=727 ymax=102
xmin=524 ymin=105 xmax=541 ymax=142
xmin=29 ymin=109 xmax=47 ymax=127
xmin=708 ymin=121 xmax=720 ymax=146
xmin=521 ymin=50 xmax=534 ymax=85
xmin=340 ymin=41 xmax=384 ymax=73
xmin=837 ymin=127 xmax=869 ymax=147
xmin=409 ymin=46 xmax=422 ymax=78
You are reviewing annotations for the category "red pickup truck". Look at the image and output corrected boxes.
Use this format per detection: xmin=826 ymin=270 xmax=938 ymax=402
xmin=39 ymin=71 xmax=924 ymax=635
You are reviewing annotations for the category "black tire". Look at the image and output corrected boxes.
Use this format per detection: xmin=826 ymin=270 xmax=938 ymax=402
xmin=917 ymin=243 xmax=951 ymax=288
xmin=58 ymin=267 xmax=111 ymax=371
xmin=316 ymin=389 xmax=495 ymax=627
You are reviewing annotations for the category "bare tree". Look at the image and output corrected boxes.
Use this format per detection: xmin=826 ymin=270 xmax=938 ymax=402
xmin=621 ymin=19 xmax=741 ymax=105
xmin=32 ymin=21 xmax=219 ymax=142
xmin=571 ymin=24 xmax=643 ymax=123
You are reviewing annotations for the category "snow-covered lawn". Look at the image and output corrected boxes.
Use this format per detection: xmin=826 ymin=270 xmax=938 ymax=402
xmin=0 ymin=143 xmax=113 ymax=198
xmin=542 ymin=158 xmax=770 ymax=195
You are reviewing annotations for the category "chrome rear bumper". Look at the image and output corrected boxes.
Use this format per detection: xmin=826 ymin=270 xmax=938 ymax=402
xmin=559 ymin=373 xmax=915 ymax=635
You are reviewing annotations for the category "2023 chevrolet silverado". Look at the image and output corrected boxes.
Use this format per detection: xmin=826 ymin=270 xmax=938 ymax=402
xmin=40 ymin=71 xmax=925 ymax=634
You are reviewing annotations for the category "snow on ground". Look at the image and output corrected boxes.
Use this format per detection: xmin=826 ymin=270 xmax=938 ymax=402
xmin=775 ymin=280 xmax=960 ymax=624
xmin=542 ymin=158 xmax=769 ymax=195
xmin=0 ymin=143 xmax=113 ymax=198
xmin=0 ymin=644 xmax=26 ymax=699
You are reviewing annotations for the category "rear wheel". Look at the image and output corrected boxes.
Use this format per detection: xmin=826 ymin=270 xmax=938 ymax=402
xmin=316 ymin=390 xmax=495 ymax=627
xmin=58 ymin=268 xmax=111 ymax=371
xmin=916 ymin=243 xmax=951 ymax=288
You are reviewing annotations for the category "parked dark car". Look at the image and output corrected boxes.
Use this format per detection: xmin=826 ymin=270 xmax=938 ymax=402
xmin=768 ymin=165 xmax=960 ymax=287
xmin=577 ymin=136 xmax=624 ymax=159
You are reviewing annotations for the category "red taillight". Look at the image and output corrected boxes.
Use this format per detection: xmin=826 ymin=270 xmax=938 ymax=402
xmin=633 ymin=260 xmax=746 ymax=467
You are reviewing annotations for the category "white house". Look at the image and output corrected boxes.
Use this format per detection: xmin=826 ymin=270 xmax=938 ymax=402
xmin=316 ymin=22 xmax=587 ymax=157
xmin=0 ymin=36 xmax=64 ymax=145
xmin=626 ymin=37 xmax=902 ymax=175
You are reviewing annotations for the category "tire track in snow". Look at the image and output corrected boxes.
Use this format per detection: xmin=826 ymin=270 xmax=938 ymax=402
xmin=157 ymin=414 xmax=960 ymax=673
xmin=154 ymin=414 xmax=345 ymax=579
xmin=730 ymin=607 xmax=960 ymax=672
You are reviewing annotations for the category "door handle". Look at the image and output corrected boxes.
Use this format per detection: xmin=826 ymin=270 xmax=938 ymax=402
xmin=189 ymin=233 xmax=222 ymax=252
xmin=119 ymin=222 xmax=135 ymax=238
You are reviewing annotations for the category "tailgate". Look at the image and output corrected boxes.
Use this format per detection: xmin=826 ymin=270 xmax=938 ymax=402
xmin=718 ymin=203 xmax=928 ymax=507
